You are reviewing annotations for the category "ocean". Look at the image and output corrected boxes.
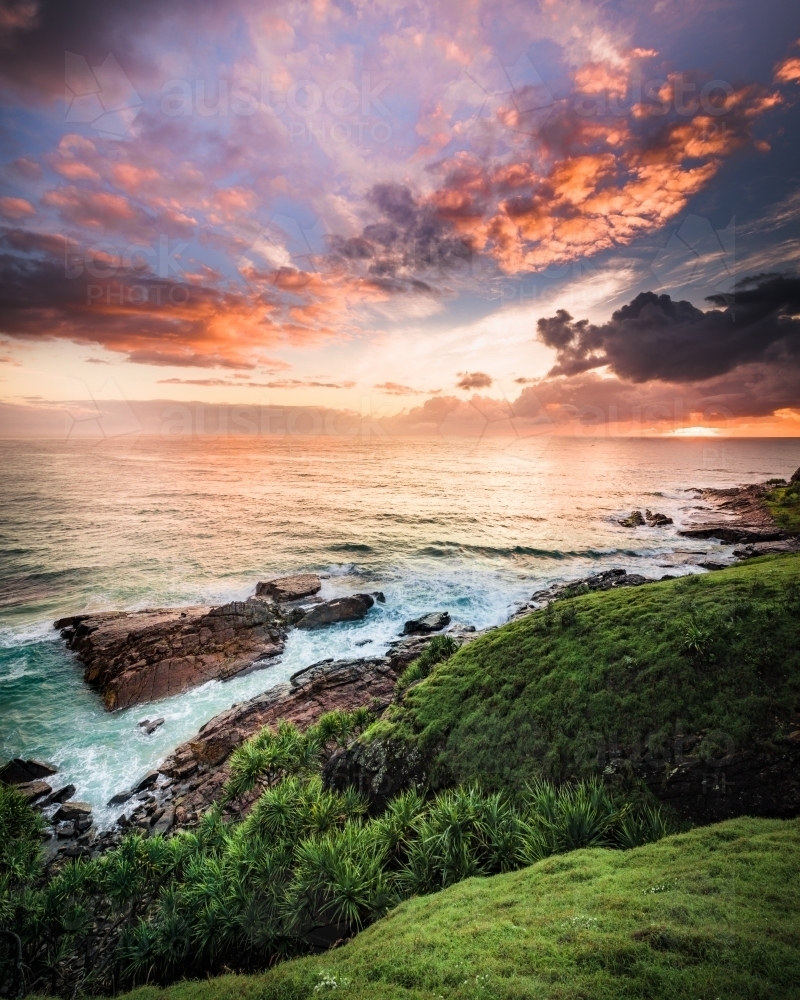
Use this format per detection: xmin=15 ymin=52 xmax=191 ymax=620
xmin=1 ymin=434 xmax=798 ymax=824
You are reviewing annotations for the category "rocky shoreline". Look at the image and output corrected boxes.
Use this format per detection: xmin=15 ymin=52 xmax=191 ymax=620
xmin=55 ymin=574 xmax=382 ymax=711
xmin=4 ymin=468 xmax=799 ymax=864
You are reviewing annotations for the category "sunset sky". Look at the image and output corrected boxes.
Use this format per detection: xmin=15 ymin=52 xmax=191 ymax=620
xmin=1 ymin=0 xmax=800 ymax=437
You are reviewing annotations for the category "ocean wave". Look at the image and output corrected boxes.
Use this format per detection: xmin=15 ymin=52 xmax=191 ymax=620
xmin=415 ymin=541 xmax=649 ymax=561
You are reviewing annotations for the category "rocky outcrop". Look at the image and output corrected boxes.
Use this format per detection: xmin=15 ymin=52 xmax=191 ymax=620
xmin=0 ymin=758 xmax=57 ymax=785
xmin=56 ymin=598 xmax=288 ymax=711
xmin=296 ymin=593 xmax=374 ymax=629
xmin=645 ymin=509 xmax=673 ymax=526
xmin=603 ymin=730 xmax=800 ymax=823
xmin=324 ymin=737 xmax=429 ymax=813
xmin=733 ymin=538 xmax=800 ymax=559
xmin=255 ymin=574 xmax=321 ymax=601
xmin=403 ymin=612 xmax=451 ymax=635
xmin=679 ymin=479 xmax=793 ymax=543
xmin=104 ymin=654 xmax=405 ymax=833
xmin=619 ymin=510 xmax=673 ymax=527
xmin=510 ymin=568 xmax=653 ymax=620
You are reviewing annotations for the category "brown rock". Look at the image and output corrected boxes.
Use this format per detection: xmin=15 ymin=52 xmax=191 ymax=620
xmin=54 ymin=801 xmax=92 ymax=822
xmin=645 ymin=509 xmax=673 ymax=526
xmin=296 ymin=594 xmax=374 ymax=629
xmin=138 ymin=655 xmax=403 ymax=827
xmin=57 ymin=597 xmax=288 ymax=711
xmin=255 ymin=574 xmax=321 ymax=601
xmin=680 ymin=478 xmax=797 ymax=544
xmin=15 ymin=780 xmax=52 ymax=803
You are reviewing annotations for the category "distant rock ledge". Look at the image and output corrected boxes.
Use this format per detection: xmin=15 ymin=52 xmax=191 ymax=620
xmin=678 ymin=466 xmax=800 ymax=544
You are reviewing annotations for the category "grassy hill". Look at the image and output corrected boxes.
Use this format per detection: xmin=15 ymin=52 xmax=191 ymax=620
xmin=74 ymin=815 xmax=800 ymax=1000
xmin=366 ymin=554 xmax=800 ymax=797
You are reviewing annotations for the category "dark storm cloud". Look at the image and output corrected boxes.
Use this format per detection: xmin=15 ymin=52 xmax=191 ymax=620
xmin=537 ymin=274 xmax=800 ymax=383
xmin=328 ymin=183 xmax=477 ymax=293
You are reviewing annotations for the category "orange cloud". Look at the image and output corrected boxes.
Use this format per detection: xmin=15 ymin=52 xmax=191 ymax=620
xmin=775 ymin=57 xmax=800 ymax=84
xmin=426 ymin=78 xmax=779 ymax=274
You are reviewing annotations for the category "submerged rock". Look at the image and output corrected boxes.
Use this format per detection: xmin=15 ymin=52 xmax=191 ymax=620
xmin=138 ymin=717 xmax=165 ymax=735
xmin=255 ymin=573 xmax=321 ymax=601
xmin=619 ymin=510 xmax=645 ymax=527
xmin=296 ymin=593 xmax=375 ymax=629
xmin=402 ymin=611 xmax=451 ymax=635
xmin=56 ymin=597 xmax=288 ymax=711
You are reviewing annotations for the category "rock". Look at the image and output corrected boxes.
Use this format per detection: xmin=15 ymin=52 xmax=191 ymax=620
xmin=734 ymin=538 xmax=800 ymax=559
xmin=402 ymin=611 xmax=451 ymax=635
xmin=680 ymin=478 xmax=798 ymax=544
xmin=44 ymin=784 xmax=76 ymax=806
xmin=138 ymin=717 xmax=165 ymax=735
xmin=619 ymin=510 xmax=645 ymax=527
xmin=790 ymin=466 xmax=800 ymax=484
xmin=296 ymin=594 xmax=374 ymax=630
xmin=680 ymin=525 xmax=785 ymax=543
xmin=53 ymin=801 xmax=92 ymax=822
xmin=152 ymin=806 xmax=175 ymax=836
xmin=255 ymin=574 xmax=321 ymax=601
xmin=108 ymin=789 xmax=133 ymax=805
xmin=143 ymin=655 xmax=404 ymax=827
xmin=372 ymin=591 xmax=386 ymax=603
xmin=15 ymin=780 xmax=52 ymax=804
xmin=324 ymin=737 xmax=429 ymax=812
xmin=645 ymin=509 xmax=673 ymax=526
xmin=0 ymin=758 xmax=57 ymax=785
xmin=57 ymin=597 xmax=288 ymax=711
xmin=55 ymin=821 xmax=75 ymax=838
xmin=134 ymin=771 xmax=159 ymax=793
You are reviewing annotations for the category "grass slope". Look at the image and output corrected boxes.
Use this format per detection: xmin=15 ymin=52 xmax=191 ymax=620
xmin=370 ymin=554 xmax=800 ymax=795
xmin=92 ymin=816 xmax=800 ymax=1000
xmin=764 ymin=481 xmax=800 ymax=531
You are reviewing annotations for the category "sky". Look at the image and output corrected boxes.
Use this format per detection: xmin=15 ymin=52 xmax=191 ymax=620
xmin=1 ymin=0 xmax=800 ymax=439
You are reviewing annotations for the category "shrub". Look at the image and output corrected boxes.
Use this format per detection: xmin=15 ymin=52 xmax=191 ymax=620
xmin=396 ymin=634 xmax=459 ymax=692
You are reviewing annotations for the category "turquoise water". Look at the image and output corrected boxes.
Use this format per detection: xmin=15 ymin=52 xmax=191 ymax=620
xmin=1 ymin=435 xmax=798 ymax=824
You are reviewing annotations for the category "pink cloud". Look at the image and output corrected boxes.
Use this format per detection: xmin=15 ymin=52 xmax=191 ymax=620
xmin=0 ymin=196 xmax=36 ymax=219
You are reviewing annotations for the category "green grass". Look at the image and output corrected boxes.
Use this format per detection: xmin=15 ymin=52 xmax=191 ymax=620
xmin=369 ymin=554 xmax=800 ymax=795
xmin=82 ymin=815 xmax=800 ymax=1000
xmin=764 ymin=482 xmax=800 ymax=531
